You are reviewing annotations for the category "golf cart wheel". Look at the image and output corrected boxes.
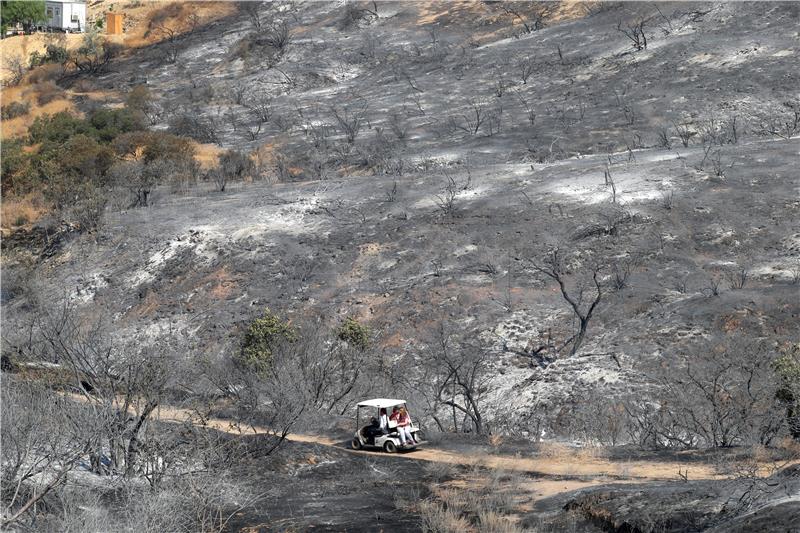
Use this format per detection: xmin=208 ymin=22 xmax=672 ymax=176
xmin=383 ymin=440 xmax=397 ymax=453
xmin=351 ymin=438 xmax=363 ymax=450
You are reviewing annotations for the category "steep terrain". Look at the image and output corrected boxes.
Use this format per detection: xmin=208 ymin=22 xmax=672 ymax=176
xmin=6 ymin=0 xmax=799 ymax=419
xmin=2 ymin=1 xmax=800 ymax=530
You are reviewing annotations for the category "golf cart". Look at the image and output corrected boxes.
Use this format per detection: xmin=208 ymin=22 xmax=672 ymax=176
xmin=351 ymin=398 xmax=425 ymax=453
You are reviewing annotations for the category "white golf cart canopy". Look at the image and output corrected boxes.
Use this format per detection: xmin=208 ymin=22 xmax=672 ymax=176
xmin=357 ymin=398 xmax=406 ymax=409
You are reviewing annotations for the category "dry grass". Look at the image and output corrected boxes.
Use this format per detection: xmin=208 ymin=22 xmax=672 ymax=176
xmin=1 ymin=193 xmax=49 ymax=229
xmin=0 ymin=33 xmax=82 ymax=85
xmin=417 ymin=469 xmax=527 ymax=532
xmin=1 ymin=79 xmax=79 ymax=139
xmin=31 ymin=80 xmax=62 ymax=105
xmin=477 ymin=510 xmax=523 ymax=533
xmin=193 ymin=142 xmax=224 ymax=170
xmin=122 ymin=1 xmax=236 ymax=49
xmin=537 ymin=442 xmax=607 ymax=462
xmin=417 ymin=500 xmax=472 ymax=533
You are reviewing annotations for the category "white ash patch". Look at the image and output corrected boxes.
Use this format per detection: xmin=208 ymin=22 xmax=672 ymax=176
xmin=654 ymin=324 xmax=707 ymax=341
xmin=116 ymin=316 xmax=197 ymax=348
xmin=751 ymin=261 xmax=800 ymax=282
xmin=70 ymin=273 xmax=110 ymax=303
xmin=453 ymin=244 xmax=479 ymax=257
xmin=126 ymin=229 xmax=221 ymax=287
xmin=577 ymin=365 xmax=624 ymax=385
xmin=230 ymin=196 xmax=324 ymax=239
xmin=482 ymin=308 xmax=565 ymax=355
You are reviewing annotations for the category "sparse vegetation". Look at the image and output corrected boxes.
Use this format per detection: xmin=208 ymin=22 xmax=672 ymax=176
xmin=2 ymin=1 xmax=799 ymax=530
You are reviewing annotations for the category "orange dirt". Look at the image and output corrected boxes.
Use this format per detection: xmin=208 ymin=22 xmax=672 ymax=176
xmin=127 ymin=290 xmax=161 ymax=319
xmin=204 ymin=266 xmax=237 ymax=300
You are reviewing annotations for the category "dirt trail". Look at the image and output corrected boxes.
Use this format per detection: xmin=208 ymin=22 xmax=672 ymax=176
xmin=151 ymin=404 xmax=724 ymax=482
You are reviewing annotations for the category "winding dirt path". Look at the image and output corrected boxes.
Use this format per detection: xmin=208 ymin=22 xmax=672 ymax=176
xmin=152 ymin=404 xmax=724 ymax=482
xmin=61 ymin=394 xmax=795 ymax=499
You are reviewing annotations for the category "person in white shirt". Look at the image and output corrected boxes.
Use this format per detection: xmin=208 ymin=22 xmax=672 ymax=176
xmin=378 ymin=408 xmax=389 ymax=434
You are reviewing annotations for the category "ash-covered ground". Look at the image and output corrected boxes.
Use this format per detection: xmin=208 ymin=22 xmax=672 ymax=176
xmin=2 ymin=1 xmax=800 ymax=531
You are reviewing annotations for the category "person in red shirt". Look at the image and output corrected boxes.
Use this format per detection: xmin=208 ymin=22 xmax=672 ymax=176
xmin=391 ymin=406 xmax=415 ymax=445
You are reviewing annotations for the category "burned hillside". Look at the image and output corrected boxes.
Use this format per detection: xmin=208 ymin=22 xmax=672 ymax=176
xmin=1 ymin=1 xmax=799 ymax=531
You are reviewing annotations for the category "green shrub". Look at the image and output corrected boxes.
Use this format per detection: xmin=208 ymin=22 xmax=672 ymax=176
xmin=39 ymin=134 xmax=114 ymax=208
xmin=28 ymin=108 xmax=144 ymax=146
xmin=29 ymin=111 xmax=94 ymax=144
xmin=125 ymin=85 xmax=153 ymax=124
xmin=29 ymin=43 xmax=69 ymax=68
xmin=88 ymin=107 xmax=145 ymax=143
xmin=0 ymin=101 xmax=30 ymax=120
xmin=337 ymin=317 xmax=370 ymax=351
xmin=238 ymin=309 xmax=297 ymax=373
xmin=1 ymin=139 xmax=34 ymax=194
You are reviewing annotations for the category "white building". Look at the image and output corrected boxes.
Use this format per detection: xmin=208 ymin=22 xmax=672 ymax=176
xmin=44 ymin=1 xmax=86 ymax=33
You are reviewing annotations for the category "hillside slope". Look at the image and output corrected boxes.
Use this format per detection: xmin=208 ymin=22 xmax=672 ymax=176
xmin=3 ymin=0 xmax=799 ymax=431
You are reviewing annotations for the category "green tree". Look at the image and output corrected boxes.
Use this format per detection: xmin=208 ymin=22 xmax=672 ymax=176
xmin=336 ymin=317 xmax=370 ymax=351
xmin=238 ymin=309 xmax=297 ymax=373
xmin=1 ymin=1 xmax=46 ymax=34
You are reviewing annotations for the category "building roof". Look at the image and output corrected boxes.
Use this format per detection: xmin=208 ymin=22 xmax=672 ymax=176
xmin=356 ymin=398 xmax=406 ymax=408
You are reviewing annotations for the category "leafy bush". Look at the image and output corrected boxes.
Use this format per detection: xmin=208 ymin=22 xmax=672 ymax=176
xmin=238 ymin=309 xmax=297 ymax=373
xmin=39 ymin=134 xmax=115 ymax=207
xmin=336 ymin=317 xmax=370 ymax=350
xmin=125 ymin=85 xmax=154 ymax=123
xmin=29 ymin=111 xmax=95 ymax=144
xmin=88 ymin=107 xmax=145 ymax=143
xmin=112 ymin=130 xmax=195 ymax=164
xmin=10 ymin=108 xmax=141 ymax=227
xmin=29 ymin=43 xmax=69 ymax=68
xmin=0 ymin=101 xmax=30 ymax=120
xmin=29 ymin=108 xmax=144 ymax=145
xmin=1 ymin=139 xmax=34 ymax=194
